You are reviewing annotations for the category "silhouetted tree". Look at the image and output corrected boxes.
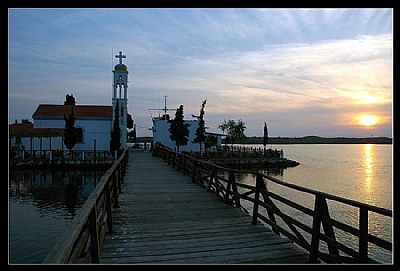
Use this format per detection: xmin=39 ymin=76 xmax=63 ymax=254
xmin=110 ymin=101 xmax=121 ymax=155
xmin=64 ymin=94 xmax=76 ymax=105
xmin=193 ymin=100 xmax=207 ymax=153
xmin=127 ymin=113 xmax=134 ymax=129
xmin=169 ymin=105 xmax=189 ymax=152
xmin=128 ymin=124 xmax=137 ymax=143
xmin=126 ymin=113 xmax=136 ymax=143
xmin=263 ymin=122 xmax=269 ymax=154
xmin=218 ymin=119 xmax=246 ymax=146
xmin=64 ymin=106 xmax=77 ymax=153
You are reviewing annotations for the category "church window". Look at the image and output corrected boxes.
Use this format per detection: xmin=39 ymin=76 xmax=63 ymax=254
xmin=76 ymin=128 xmax=83 ymax=143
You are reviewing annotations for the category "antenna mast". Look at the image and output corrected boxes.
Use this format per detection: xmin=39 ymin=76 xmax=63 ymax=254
xmin=111 ymin=44 xmax=114 ymax=89
xmin=149 ymin=94 xmax=172 ymax=121
xmin=164 ymin=95 xmax=168 ymax=116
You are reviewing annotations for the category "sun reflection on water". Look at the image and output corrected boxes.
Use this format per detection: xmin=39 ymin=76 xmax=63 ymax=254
xmin=363 ymin=144 xmax=374 ymax=202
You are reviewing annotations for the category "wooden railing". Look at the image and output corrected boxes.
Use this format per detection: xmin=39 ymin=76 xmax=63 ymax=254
xmin=153 ymin=145 xmax=392 ymax=264
xmin=42 ymin=148 xmax=129 ymax=264
xmin=10 ymin=150 xmax=115 ymax=166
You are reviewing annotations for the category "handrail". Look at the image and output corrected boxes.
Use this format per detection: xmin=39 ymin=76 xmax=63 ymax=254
xmin=41 ymin=148 xmax=129 ymax=264
xmin=152 ymin=144 xmax=392 ymax=264
xmin=9 ymin=150 xmax=115 ymax=167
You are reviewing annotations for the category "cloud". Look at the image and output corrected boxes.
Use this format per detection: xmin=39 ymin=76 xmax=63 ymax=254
xmin=8 ymin=8 xmax=393 ymax=138
xmin=154 ymin=33 xmax=391 ymax=108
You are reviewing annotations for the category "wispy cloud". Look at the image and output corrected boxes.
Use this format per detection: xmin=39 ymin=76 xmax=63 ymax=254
xmin=8 ymin=8 xmax=393 ymax=137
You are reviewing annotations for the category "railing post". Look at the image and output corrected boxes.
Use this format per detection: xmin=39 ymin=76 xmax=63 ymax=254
xmin=252 ymin=174 xmax=263 ymax=224
xmin=224 ymin=172 xmax=234 ymax=203
xmin=206 ymin=166 xmax=216 ymax=191
xmin=359 ymin=207 xmax=369 ymax=262
xmin=124 ymin=150 xmax=129 ymax=175
xmin=309 ymin=195 xmax=324 ymax=263
xmin=116 ymin=167 xmax=122 ymax=193
xmin=112 ymin=173 xmax=120 ymax=208
xmin=257 ymin=176 xmax=280 ymax=236
xmin=88 ymin=207 xmax=100 ymax=263
xmin=104 ymin=183 xmax=113 ymax=233
xmin=319 ymin=197 xmax=339 ymax=257
xmin=231 ymin=173 xmax=241 ymax=208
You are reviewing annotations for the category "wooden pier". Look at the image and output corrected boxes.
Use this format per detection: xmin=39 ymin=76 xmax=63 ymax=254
xmin=100 ymin=149 xmax=309 ymax=264
xmin=42 ymin=145 xmax=392 ymax=264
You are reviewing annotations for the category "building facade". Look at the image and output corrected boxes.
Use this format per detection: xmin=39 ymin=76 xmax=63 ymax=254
xmin=151 ymin=114 xmax=223 ymax=152
xmin=9 ymin=51 xmax=129 ymax=152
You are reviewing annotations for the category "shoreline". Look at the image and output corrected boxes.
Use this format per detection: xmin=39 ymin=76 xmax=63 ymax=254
xmin=226 ymin=136 xmax=393 ymax=145
xmin=205 ymin=157 xmax=300 ymax=170
xmin=134 ymin=136 xmax=392 ymax=145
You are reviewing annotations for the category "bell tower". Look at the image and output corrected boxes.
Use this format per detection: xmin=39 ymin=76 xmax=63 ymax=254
xmin=112 ymin=51 xmax=128 ymax=149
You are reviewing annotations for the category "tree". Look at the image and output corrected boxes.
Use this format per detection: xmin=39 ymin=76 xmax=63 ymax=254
xmin=64 ymin=94 xmax=76 ymax=105
xmin=218 ymin=119 xmax=246 ymax=146
xmin=192 ymin=100 xmax=207 ymax=153
xmin=128 ymin=124 xmax=137 ymax=143
xmin=64 ymin=106 xmax=77 ymax=153
xmin=110 ymin=100 xmax=121 ymax=155
xmin=263 ymin=122 xmax=269 ymax=154
xmin=169 ymin=105 xmax=189 ymax=152
xmin=218 ymin=119 xmax=229 ymax=135
xmin=126 ymin=113 xmax=136 ymax=143
xmin=127 ymin=113 xmax=134 ymax=129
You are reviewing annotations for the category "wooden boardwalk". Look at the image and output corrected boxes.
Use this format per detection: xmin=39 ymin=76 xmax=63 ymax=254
xmin=100 ymin=149 xmax=310 ymax=264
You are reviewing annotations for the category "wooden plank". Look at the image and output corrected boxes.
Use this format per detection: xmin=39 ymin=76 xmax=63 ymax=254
xmin=101 ymin=238 xmax=295 ymax=260
xmin=101 ymin=242 xmax=307 ymax=264
xmin=99 ymin=149 xmax=309 ymax=264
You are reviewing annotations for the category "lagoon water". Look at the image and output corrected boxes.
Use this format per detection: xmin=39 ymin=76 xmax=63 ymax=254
xmin=234 ymin=143 xmax=393 ymax=263
xmin=8 ymin=144 xmax=392 ymax=264
xmin=9 ymin=169 xmax=106 ymax=264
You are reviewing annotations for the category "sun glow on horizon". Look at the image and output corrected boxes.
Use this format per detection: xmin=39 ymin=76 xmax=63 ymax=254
xmin=358 ymin=115 xmax=379 ymax=127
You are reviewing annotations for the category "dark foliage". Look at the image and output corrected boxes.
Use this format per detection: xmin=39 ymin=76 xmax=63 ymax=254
xmin=64 ymin=106 xmax=77 ymax=152
xmin=193 ymin=100 xmax=207 ymax=152
xmin=110 ymin=100 xmax=121 ymax=154
xmin=263 ymin=122 xmax=269 ymax=147
xmin=64 ymin=94 xmax=76 ymax=105
xmin=218 ymin=119 xmax=246 ymax=145
xmin=169 ymin=105 xmax=189 ymax=152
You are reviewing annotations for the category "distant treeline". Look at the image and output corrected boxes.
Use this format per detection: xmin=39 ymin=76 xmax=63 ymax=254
xmin=136 ymin=136 xmax=392 ymax=145
xmin=237 ymin=136 xmax=392 ymax=145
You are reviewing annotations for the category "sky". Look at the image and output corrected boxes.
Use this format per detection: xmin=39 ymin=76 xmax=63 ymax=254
xmin=8 ymin=8 xmax=393 ymax=138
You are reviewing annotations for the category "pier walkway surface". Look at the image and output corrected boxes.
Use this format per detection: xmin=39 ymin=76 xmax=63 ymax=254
xmin=100 ymin=149 xmax=309 ymax=264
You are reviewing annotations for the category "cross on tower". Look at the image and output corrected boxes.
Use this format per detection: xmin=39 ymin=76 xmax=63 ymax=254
xmin=115 ymin=51 xmax=126 ymax=64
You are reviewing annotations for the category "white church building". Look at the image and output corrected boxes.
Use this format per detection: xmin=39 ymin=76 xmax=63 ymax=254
xmin=9 ymin=51 xmax=130 ymax=152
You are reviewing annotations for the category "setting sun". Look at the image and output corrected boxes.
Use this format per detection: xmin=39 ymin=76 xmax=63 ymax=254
xmin=358 ymin=115 xmax=378 ymax=126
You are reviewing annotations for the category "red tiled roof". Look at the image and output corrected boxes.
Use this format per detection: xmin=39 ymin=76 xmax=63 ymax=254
xmin=32 ymin=104 xmax=113 ymax=119
xmin=9 ymin=122 xmax=34 ymax=133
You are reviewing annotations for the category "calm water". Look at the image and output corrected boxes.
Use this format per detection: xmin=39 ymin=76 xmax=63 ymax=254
xmin=9 ymin=169 xmax=106 ymax=264
xmin=232 ymin=144 xmax=393 ymax=264
xmin=9 ymin=144 xmax=393 ymax=264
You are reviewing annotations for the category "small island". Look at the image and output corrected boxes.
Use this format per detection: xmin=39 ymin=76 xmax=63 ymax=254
xmin=183 ymin=145 xmax=300 ymax=170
